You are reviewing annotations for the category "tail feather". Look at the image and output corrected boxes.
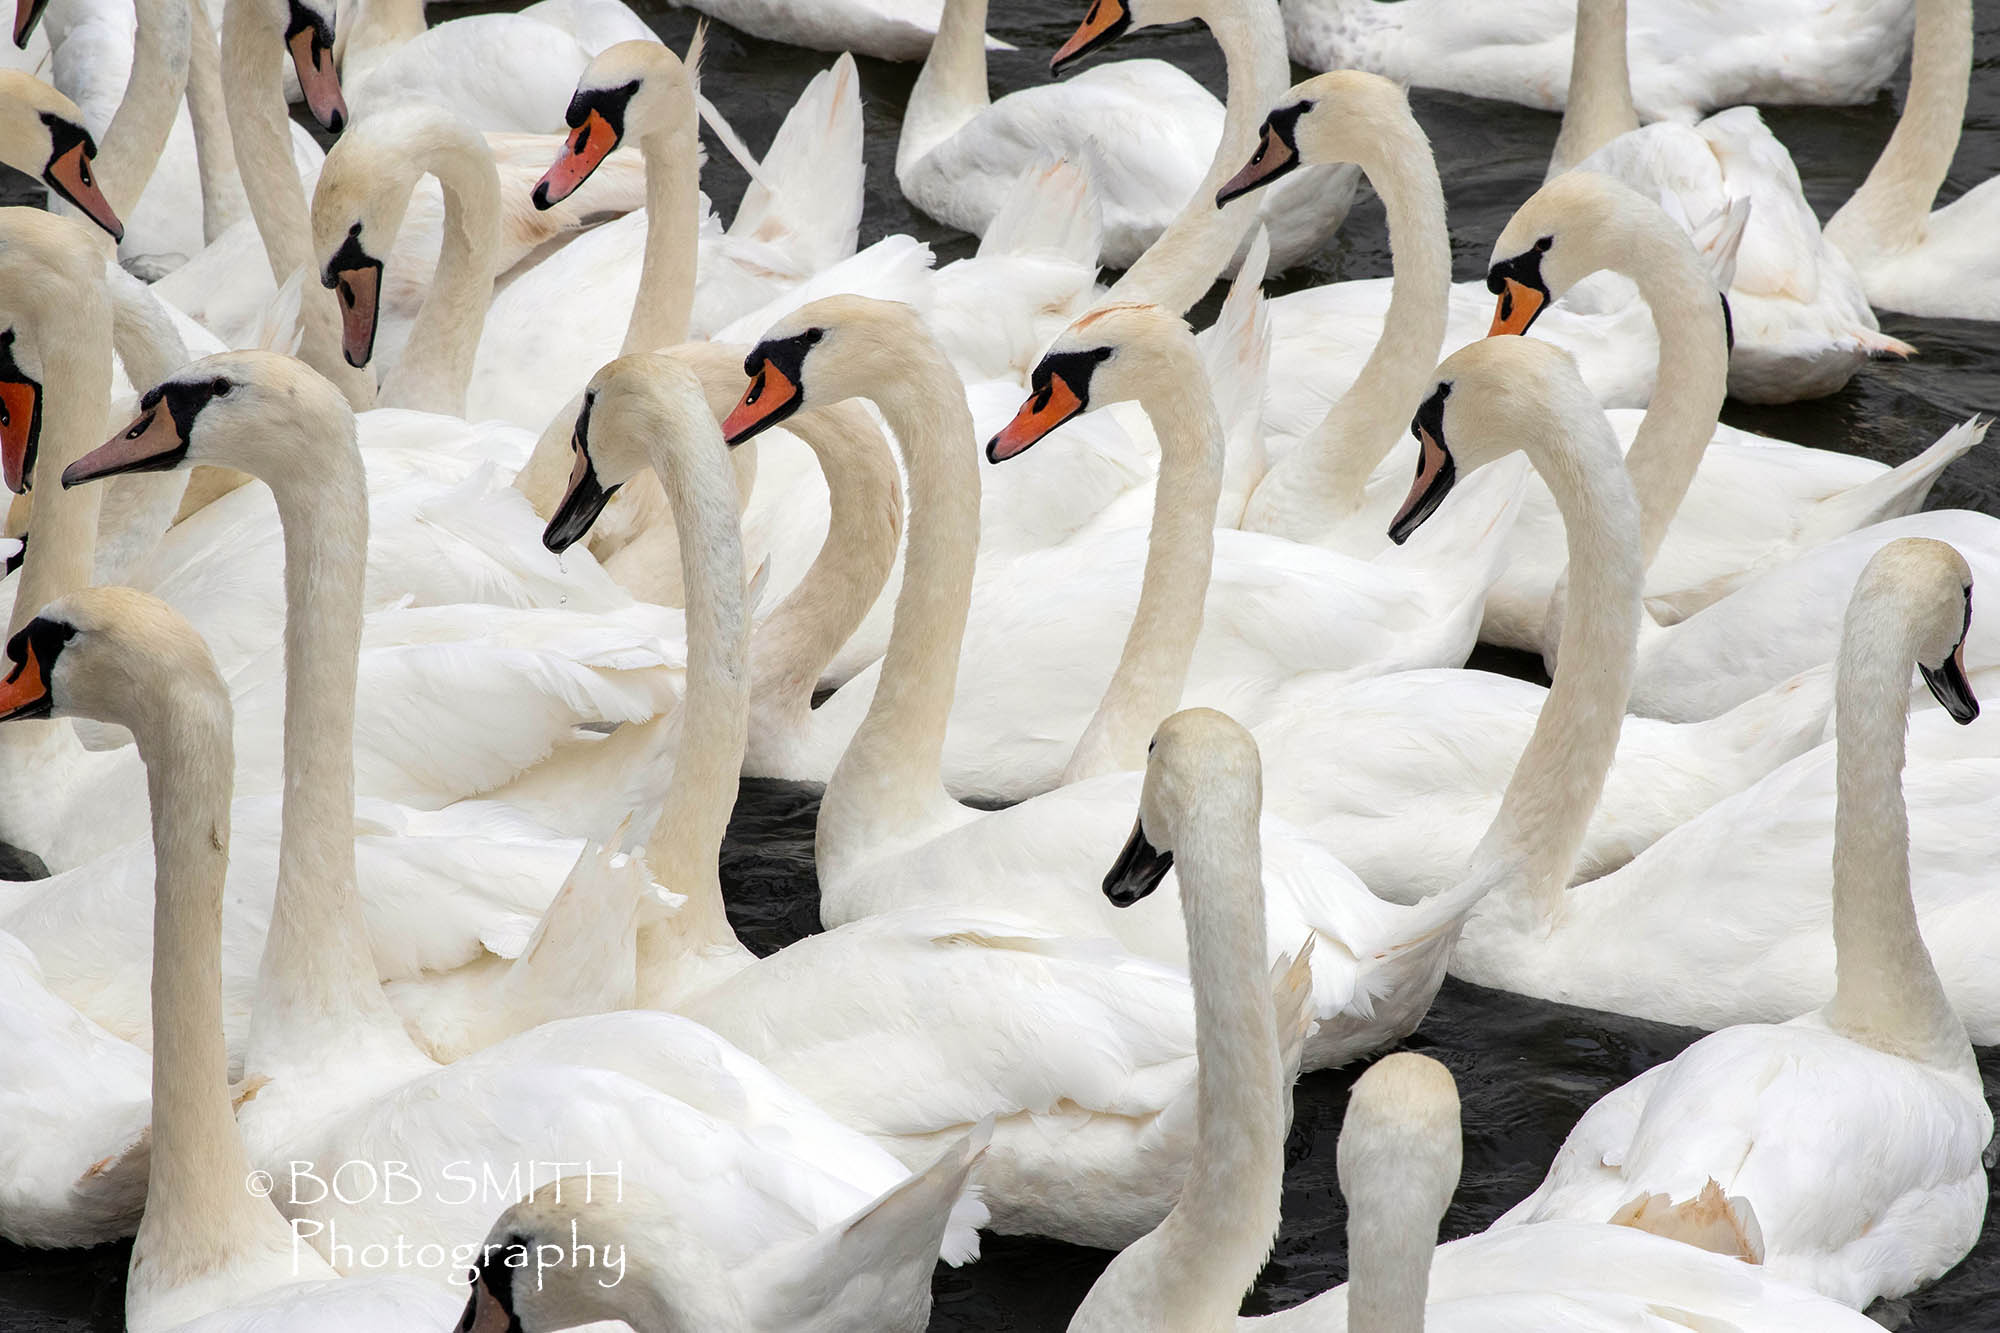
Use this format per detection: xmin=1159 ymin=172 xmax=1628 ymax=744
xmin=1271 ymin=939 xmax=1317 ymax=1094
xmin=1610 ymin=1180 xmax=1766 ymax=1264
xmin=976 ymin=155 xmax=1103 ymax=267
xmin=726 ymin=53 xmax=864 ymax=276
xmin=1795 ymin=415 xmax=1989 ymax=547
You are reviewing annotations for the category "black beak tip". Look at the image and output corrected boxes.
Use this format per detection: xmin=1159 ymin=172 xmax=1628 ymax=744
xmin=531 ymin=182 xmax=553 ymax=211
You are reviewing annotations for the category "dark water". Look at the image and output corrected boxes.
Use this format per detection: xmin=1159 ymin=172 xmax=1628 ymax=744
xmin=7 ymin=1 xmax=2000 ymax=1329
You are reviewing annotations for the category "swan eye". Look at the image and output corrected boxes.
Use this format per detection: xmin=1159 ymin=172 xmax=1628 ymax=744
xmin=1534 ymin=235 xmax=1553 ymax=252
xmin=212 ymin=379 xmax=231 ymax=397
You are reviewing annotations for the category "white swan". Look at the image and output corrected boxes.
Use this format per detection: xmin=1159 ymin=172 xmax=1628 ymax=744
xmin=1824 ymin=0 xmax=2000 ymax=319
xmin=1489 ymin=540 xmax=1991 ymax=1310
xmin=1480 ymin=170 xmax=1980 ymax=658
xmin=0 ymin=586 xmax=460 ymax=1328
xmin=1063 ymin=730 xmax=1884 ymax=1331
xmin=1279 ymin=0 xmax=1916 ymax=121
xmin=1550 ymin=0 xmax=1911 ymax=403
xmin=0 ymin=71 xmax=124 ymax=242
xmin=662 ymin=0 xmax=993 ymax=63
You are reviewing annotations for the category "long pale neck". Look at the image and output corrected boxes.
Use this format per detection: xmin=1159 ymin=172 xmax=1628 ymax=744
xmin=1546 ymin=0 xmax=1636 ymax=179
xmin=635 ymin=419 xmax=752 ymax=988
xmin=184 ymin=0 xmax=248 ymax=242
xmin=248 ymin=428 xmax=412 ymax=1070
xmin=220 ymin=0 xmax=374 ymax=408
xmin=1246 ymin=110 xmax=1449 ymax=541
xmin=818 ymin=344 xmax=980 ymax=851
xmin=1064 ymin=374 xmax=1221 ymax=783
xmin=381 ymin=130 xmax=501 ymax=415
xmin=94 ymin=0 xmax=192 ymax=222
xmin=1081 ymin=784 xmax=1282 ymax=1326
xmin=131 ymin=679 xmax=273 ymax=1263
xmin=622 ymin=117 xmax=701 ymax=356
xmin=1343 ymin=1185 xmax=1437 ymax=1333
xmin=1605 ymin=214 xmax=1728 ymax=576
xmin=1107 ymin=0 xmax=1289 ymax=315
xmin=1478 ymin=412 xmax=1641 ymax=923
xmin=1821 ymin=608 xmax=1967 ymax=1066
xmin=895 ymin=0 xmax=988 ymax=178
xmin=748 ymin=401 xmax=902 ymax=739
xmin=1825 ymin=0 xmax=1971 ymax=257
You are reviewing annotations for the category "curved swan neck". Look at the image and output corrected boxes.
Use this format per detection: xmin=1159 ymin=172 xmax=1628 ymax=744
xmin=1107 ymin=0 xmax=1288 ymax=315
xmin=635 ymin=407 xmax=753 ymax=989
xmin=1547 ymin=0 xmax=1637 ymax=179
xmin=1825 ymin=0 xmax=1971 ymax=258
xmin=131 ymin=665 xmax=272 ymax=1263
xmin=896 ymin=0 xmax=989 ymax=179
xmin=93 ymin=0 xmax=192 ymax=224
xmin=817 ymin=334 xmax=981 ymax=863
xmin=748 ymin=401 xmax=902 ymax=739
xmin=220 ymin=0 xmax=375 ymax=409
xmin=380 ymin=120 xmax=502 ymax=415
xmin=1821 ymin=595 xmax=1967 ymax=1066
xmin=1343 ymin=1177 xmax=1440 ymax=1333
xmin=623 ymin=104 xmax=702 ymax=355
xmin=1247 ymin=102 xmax=1449 ymax=540
xmin=1065 ymin=368 xmax=1221 ymax=783
xmin=1072 ymin=766 xmax=1281 ymax=1329
xmin=247 ymin=414 xmax=413 ymax=1069
xmin=184 ymin=0 xmax=248 ymax=242
xmin=1480 ymin=404 xmax=1642 ymax=922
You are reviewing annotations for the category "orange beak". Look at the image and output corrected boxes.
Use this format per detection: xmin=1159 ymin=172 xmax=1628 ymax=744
xmin=1487 ymin=277 xmax=1545 ymax=337
xmin=987 ymin=374 xmax=1085 ymax=463
xmin=1051 ymin=0 xmax=1130 ymax=73
xmin=288 ymin=20 xmax=347 ymax=134
xmin=1387 ymin=425 xmax=1457 ymax=546
xmin=0 ymin=374 xmax=39 ymax=494
xmin=533 ymin=110 xmax=617 ymax=210
xmin=64 ymin=403 xmax=188 ymax=486
xmin=722 ymin=361 xmax=800 ymax=445
xmin=0 ymin=635 xmax=51 ymax=721
xmin=330 ymin=264 xmax=382 ymax=367
xmin=1216 ymin=125 xmax=1297 ymax=207
xmin=43 ymin=140 xmax=123 ymax=243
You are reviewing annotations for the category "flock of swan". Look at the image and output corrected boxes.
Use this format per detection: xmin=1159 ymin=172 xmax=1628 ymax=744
xmin=0 ymin=0 xmax=1993 ymax=1326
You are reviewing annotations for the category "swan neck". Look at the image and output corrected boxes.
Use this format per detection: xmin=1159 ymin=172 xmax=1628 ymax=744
xmin=1106 ymin=0 xmax=1288 ymax=315
xmin=1065 ymin=369 xmax=1221 ymax=782
xmin=383 ymin=128 xmax=501 ymax=415
xmin=624 ymin=112 xmax=701 ymax=355
xmin=1251 ymin=107 xmax=1450 ymax=539
xmin=184 ymin=0 xmax=247 ymax=242
xmin=1343 ymin=1193 xmax=1435 ymax=1333
xmin=220 ymin=0 xmax=374 ymax=408
xmin=1483 ymin=410 xmax=1642 ymax=919
xmin=1821 ymin=604 xmax=1966 ymax=1065
xmin=133 ymin=674 xmax=271 ymax=1259
xmin=94 ymin=0 xmax=193 ymax=222
xmin=1547 ymin=0 xmax=1637 ymax=178
xmin=748 ymin=403 xmax=902 ymax=738
xmin=818 ymin=341 xmax=981 ymax=859
xmin=1826 ymin=0 xmax=1971 ymax=257
xmin=896 ymin=0 xmax=989 ymax=178
xmin=636 ymin=415 xmax=752 ymax=983
xmin=248 ymin=425 xmax=412 ymax=1069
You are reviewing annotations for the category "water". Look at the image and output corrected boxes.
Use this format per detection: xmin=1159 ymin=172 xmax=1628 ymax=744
xmin=4 ymin=1 xmax=2000 ymax=1329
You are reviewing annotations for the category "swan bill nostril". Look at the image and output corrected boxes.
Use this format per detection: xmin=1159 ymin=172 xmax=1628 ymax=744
xmin=1485 ymin=275 xmax=1547 ymax=338
xmin=722 ymin=361 xmax=802 ymax=445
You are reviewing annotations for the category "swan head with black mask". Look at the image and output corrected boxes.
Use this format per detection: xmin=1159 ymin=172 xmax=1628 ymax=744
xmin=0 ymin=587 xmax=225 ymax=745
xmin=987 ymin=304 xmax=1193 ymax=463
xmin=1103 ymin=708 xmax=1261 ymax=909
xmin=0 ymin=74 xmax=122 ymax=242
xmin=533 ymin=40 xmax=689 ymax=210
xmin=282 ymin=0 xmax=347 ymax=134
xmin=542 ymin=352 xmax=719 ymax=554
xmin=723 ymin=296 xmax=944 ymax=449
xmin=1214 ymin=70 xmax=1416 ymax=207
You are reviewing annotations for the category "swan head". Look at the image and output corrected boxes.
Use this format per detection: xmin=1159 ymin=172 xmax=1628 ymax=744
xmin=1389 ymin=337 xmax=1594 ymax=545
xmin=1485 ymin=170 xmax=1666 ymax=337
xmin=0 ymin=74 xmax=122 ymax=243
xmin=1105 ymin=708 xmax=1260 ymax=908
xmin=724 ymin=295 xmax=930 ymax=445
xmin=1216 ymin=71 xmax=1408 ymax=206
xmin=0 ymin=586 xmax=225 ymax=742
xmin=535 ymin=41 xmax=685 ymax=209
xmin=64 ymin=351 xmax=353 ymax=491
xmin=1861 ymin=539 xmax=1980 ymax=725
xmin=544 ymin=351 xmax=716 ymax=554
xmin=988 ymin=303 xmax=1190 ymax=462
xmin=283 ymin=0 xmax=347 ymax=134
xmin=1336 ymin=1052 xmax=1462 ymax=1246
xmin=1053 ymin=0 xmax=1208 ymax=74
xmin=0 ymin=327 xmax=44 ymax=496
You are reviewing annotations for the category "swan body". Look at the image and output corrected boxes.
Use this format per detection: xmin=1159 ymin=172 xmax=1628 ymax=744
xmin=1490 ymin=545 xmax=1990 ymax=1310
xmin=1279 ymin=0 xmax=1916 ymax=121
xmin=661 ymin=0 xmax=994 ymax=62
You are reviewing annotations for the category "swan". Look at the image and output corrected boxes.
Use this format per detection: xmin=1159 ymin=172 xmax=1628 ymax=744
xmin=1066 ymin=727 xmax=1885 ymax=1331
xmin=1279 ymin=0 xmax=1916 ymax=122
xmin=531 ymin=348 xmax=1318 ymax=1249
xmin=0 ymin=71 xmax=124 ymax=242
xmin=1488 ymin=541 xmax=1991 ymax=1310
xmin=1481 ymin=169 xmax=1984 ymax=665
xmin=1550 ymin=0 xmax=1911 ymax=403
xmin=1824 ymin=0 xmax=2000 ymax=319
xmin=39 ymin=353 xmax=986 ymax=1304
xmin=661 ymin=0 xmax=993 ymax=63
xmin=0 ymin=586 xmax=460 ymax=1327
xmin=717 ymin=299 xmax=1635 ymax=1076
